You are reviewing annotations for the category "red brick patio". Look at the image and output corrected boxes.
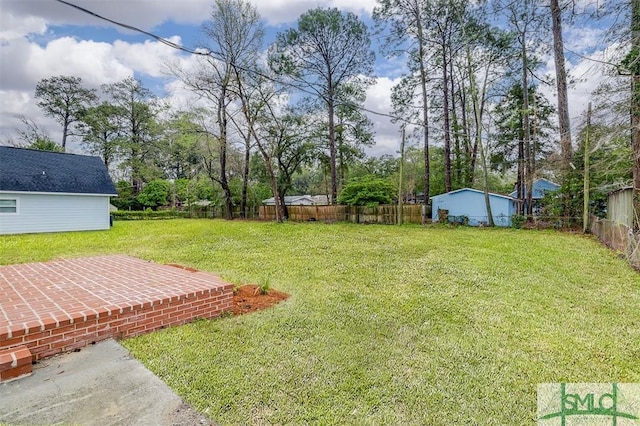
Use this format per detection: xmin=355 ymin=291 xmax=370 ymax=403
xmin=0 ymin=255 xmax=233 ymax=381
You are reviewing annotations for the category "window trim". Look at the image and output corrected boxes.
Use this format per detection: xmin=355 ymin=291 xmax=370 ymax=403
xmin=0 ymin=198 xmax=19 ymax=215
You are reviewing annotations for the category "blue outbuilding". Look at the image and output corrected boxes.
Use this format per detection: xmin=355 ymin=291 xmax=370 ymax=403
xmin=430 ymin=188 xmax=516 ymax=227
xmin=508 ymin=178 xmax=560 ymax=214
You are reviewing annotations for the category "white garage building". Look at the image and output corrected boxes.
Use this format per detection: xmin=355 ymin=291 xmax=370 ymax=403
xmin=0 ymin=146 xmax=117 ymax=235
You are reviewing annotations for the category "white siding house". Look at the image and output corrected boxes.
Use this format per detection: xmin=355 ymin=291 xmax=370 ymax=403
xmin=0 ymin=147 xmax=117 ymax=235
xmin=262 ymin=195 xmax=316 ymax=206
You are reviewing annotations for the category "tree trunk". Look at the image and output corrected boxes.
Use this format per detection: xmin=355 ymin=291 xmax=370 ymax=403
xmin=398 ymin=128 xmax=405 ymax=225
xmin=233 ymin=67 xmax=258 ymax=221
xmin=470 ymin=131 xmax=478 ymax=186
xmin=479 ymin=135 xmax=494 ymax=227
xmin=551 ymin=0 xmax=573 ymax=179
xmin=258 ymin=144 xmax=284 ymax=222
xmin=632 ymin=0 xmax=640 ymax=230
xmin=531 ymin=92 xmax=538 ymax=210
xmin=450 ymin=55 xmax=462 ymax=187
xmin=337 ymin=125 xmax=346 ymax=186
xmin=245 ymin=101 xmax=284 ymax=223
xmin=102 ymin=132 xmax=110 ymax=169
xmin=415 ymin=8 xmax=430 ymax=215
xmin=218 ymin=84 xmax=233 ymax=220
xmin=517 ymin=124 xmax=525 ymax=216
xmin=522 ymin=45 xmax=534 ymax=217
xmin=442 ymin=41 xmax=452 ymax=192
xmin=279 ymin=191 xmax=290 ymax=220
xmin=460 ymin=81 xmax=478 ymax=186
xmin=459 ymin=88 xmax=473 ymax=185
xmin=241 ymin=136 xmax=250 ymax=218
xmin=459 ymin=8 xmax=493 ymax=226
xmin=328 ymin=91 xmax=338 ymax=204
xmin=583 ymin=102 xmax=591 ymax=233
xmin=62 ymin=115 xmax=69 ymax=151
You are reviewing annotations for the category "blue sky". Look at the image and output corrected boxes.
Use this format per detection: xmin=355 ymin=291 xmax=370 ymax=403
xmin=0 ymin=0 xmax=622 ymax=157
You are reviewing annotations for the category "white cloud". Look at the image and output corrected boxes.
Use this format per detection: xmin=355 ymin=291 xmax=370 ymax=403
xmin=565 ymin=26 xmax=606 ymax=55
xmin=112 ymin=37 xmax=183 ymax=78
xmin=0 ymin=90 xmax=31 ymax=116
xmin=0 ymin=11 xmax=46 ymax=40
xmin=0 ymin=0 xmax=377 ymax=33
xmin=26 ymin=37 xmax=132 ymax=85
xmin=0 ymin=38 xmax=37 ymax=91
xmin=0 ymin=36 xmax=135 ymax=92
xmin=0 ymin=34 xmax=189 ymax=147
xmin=539 ymin=47 xmax=613 ymax=140
xmin=0 ymin=0 xmax=211 ymax=31
xmin=364 ymin=76 xmax=403 ymax=157
xmin=163 ymin=78 xmax=210 ymax=113
xmin=0 ymin=89 xmax=61 ymax=147
xmin=255 ymin=0 xmax=377 ymax=25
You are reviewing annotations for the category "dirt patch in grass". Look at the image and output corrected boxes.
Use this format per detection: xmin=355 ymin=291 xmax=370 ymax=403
xmin=229 ymin=285 xmax=290 ymax=316
xmin=165 ymin=264 xmax=289 ymax=316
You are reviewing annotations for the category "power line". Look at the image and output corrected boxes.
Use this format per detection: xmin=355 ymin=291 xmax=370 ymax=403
xmin=55 ymin=0 xmax=210 ymax=56
xmin=563 ymin=46 xmax=622 ymax=70
xmin=54 ymin=0 xmax=415 ymax=126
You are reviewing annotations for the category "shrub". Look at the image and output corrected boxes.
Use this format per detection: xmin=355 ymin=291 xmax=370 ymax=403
xmin=511 ymin=214 xmax=525 ymax=229
xmin=337 ymin=175 xmax=395 ymax=207
xmin=138 ymin=179 xmax=171 ymax=210
xmin=112 ymin=209 xmax=188 ymax=220
xmin=112 ymin=180 xmax=142 ymax=211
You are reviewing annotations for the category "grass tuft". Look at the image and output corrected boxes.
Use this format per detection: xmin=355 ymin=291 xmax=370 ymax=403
xmin=258 ymin=276 xmax=271 ymax=295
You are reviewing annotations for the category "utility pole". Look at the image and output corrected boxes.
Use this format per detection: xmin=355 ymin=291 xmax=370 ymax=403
xmin=583 ymin=102 xmax=591 ymax=233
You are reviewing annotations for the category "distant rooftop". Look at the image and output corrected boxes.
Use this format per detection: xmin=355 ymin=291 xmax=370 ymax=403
xmin=263 ymin=195 xmax=316 ymax=205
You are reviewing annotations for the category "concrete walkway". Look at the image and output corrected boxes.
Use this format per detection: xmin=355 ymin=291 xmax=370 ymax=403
xmin=0 ymin=339 xmax=213 ymax=425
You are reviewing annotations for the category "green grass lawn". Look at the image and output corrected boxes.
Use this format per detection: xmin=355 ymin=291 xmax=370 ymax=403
xmin=2 ymin=220 xmax=639 ymax=425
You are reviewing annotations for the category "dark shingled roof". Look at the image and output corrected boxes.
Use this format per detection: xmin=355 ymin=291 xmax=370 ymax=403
xmin=0 ymin=146 xmax=117 ymax=195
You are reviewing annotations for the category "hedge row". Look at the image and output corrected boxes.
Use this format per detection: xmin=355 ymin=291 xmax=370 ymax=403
xmin=112 ymin=209 xmax=189 ymax=220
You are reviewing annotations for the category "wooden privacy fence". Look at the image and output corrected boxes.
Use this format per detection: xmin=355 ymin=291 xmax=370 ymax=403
xmin=113 ymin=207 xmax=259 ymax=220
xmin=591 ymin=216 xmax=640 ymax=271
xmin=259 ymin=204 xmax=427 ymax=224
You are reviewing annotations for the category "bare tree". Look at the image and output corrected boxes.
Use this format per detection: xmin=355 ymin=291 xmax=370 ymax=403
xmin=168 ymin=0 xmax=264 ymax=220
xmin=234 ymin=72 xmax=315 ymax=222
xmin=12 ymin=116 xmax=60 ymax=151
xmin=238 ymin=80 xmax=287 ymax=222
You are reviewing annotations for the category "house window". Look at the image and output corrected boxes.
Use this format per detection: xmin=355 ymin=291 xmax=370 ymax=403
xmin=0 ymin=199 xmax=17 ymax=213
